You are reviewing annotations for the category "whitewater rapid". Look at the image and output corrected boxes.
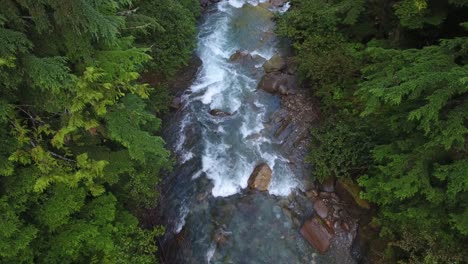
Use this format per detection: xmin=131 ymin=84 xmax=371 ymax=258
xmin=175 ymin=0 xmax=298 ymax=197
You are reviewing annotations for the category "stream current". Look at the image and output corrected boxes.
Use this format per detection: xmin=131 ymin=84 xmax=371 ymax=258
xmin=159 ymin=1 xmax=337 ymax=263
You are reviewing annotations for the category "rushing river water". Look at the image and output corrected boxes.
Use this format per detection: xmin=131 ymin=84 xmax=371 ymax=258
xmin=159 ymin=1 xmax=345 ymax=263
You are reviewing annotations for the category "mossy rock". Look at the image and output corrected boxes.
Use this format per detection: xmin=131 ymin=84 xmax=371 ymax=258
xmin=338 ymin=178 xmax=371 ymax=209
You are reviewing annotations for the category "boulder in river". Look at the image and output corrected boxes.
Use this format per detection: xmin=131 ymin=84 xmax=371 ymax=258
xmin=209 ymin=109 xmax=232 ymax=117
xmin=300 ymin=216 xmax=334 ymax=253
xmin=258 ymin=72 xmax=297 ymax=95
xmin=263 ymin=54 xmax=286 ymax=73
xmin=229 ymin=50 xmax=265 ymax=70
xmin=230 ymin=50 xmax=251 ymax=62
xmin=170 ymin=97 xmax=182 ymax=110
xmin=247 ymin=163 xmax=272 ymax=191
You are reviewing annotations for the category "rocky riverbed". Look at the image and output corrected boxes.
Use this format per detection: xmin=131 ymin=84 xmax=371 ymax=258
xmin=154 ymin=1 xmax=370 ymax=263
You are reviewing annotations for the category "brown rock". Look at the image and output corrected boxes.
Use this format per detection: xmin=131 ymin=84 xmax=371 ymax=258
xmin=313 ymin=200 xmax=328 ymax=219
xmin=300 ymin=216 xmax=333 ymax=253
xmin=247 ymin=163 xmax=272 ymax=191
xmin=213 ymin=228 xmax=231 ymax=244
xmin=341 ymin=221 xmax=350 ymax=232
xmin=258 ymin=72 xmax=297 ymax=95
xmin=306 ymin=189 xmax=319 ymax=198
xmin=263 ymin=54 xmax=286 ymax=73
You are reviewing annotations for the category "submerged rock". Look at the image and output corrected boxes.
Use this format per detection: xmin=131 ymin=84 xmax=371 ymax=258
xmin=247 ymin=163 xmax=272 ymax=191
xmin=300 ymin=216 xmax=334 ymax=253
xmin=263 ymin=54 xmax=286 ymax=73
xmin=209 ymin=109 xmax=232 ymax=117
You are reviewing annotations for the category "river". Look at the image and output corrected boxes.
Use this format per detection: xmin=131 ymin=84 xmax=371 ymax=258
xmin=158 ymin=1 xmax=348 ymax=263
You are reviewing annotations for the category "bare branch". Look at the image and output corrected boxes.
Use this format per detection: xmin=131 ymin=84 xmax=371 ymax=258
xmin=118 ymin=7 xmax=139 ymax=16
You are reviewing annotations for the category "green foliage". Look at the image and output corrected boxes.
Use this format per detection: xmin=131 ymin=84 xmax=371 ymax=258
xmin=0 ymin=0 xmax=197 ymax=262
xmin=136 ymin=0 xmax=199 ymax=76
xmin=307 ymin=116 xmax=376 ymax=182
xmin=279 ymin=0 xmax=468 ymax=262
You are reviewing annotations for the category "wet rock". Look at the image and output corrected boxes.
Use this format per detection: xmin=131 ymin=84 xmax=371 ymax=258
xmin=213 ymin=228 xmax=231 ymax=244
xmin=336 ymin=178 xmax=371 ymax=209
xmin=200 ymin=0 xmax=220 ymax=7
xmin=341 ymin=221 xmax=350 ymax=232
xmin=196 ymin=192 xmax=208 ymax=202
xmin=306 ymin=189 xmax=319 ymax=199
xmin=209 ymin=109 xmax=232 ymax=117
xmin=229 ymin=50 xmax=256 ymax=65
xmin=319 ymin=177 xmax=336 ymax=193
xmin=170 ymin=97 xmax=182 ymax=110
xmin=263 ymin=54 xmax=286 ymax=73
xmin=170 ymin=55 xmax=202 ymax=95
xmin=313 ymin=200 xmax=329 ymax=219
xmin=300 ymin=216 xmax=333 ymax=253
xmin=286 ymin=57 xmax=298 ymax=75
xmin=247 ymin=163 xmax=272 ymax=191
xmin=258 ymin=72 xmax=297 ymax=95
xmin=270 ymin=0 xmax=286 ymax=7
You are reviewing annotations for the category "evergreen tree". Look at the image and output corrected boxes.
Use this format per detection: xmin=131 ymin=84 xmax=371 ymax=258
xmin=0 ymin=0 xmax=196 ymax=262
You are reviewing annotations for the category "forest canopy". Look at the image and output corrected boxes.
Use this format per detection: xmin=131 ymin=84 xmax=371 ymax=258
xmin=0 ymin=0 xmax=199 ymax=262
xmin=278 ymin=0 xmax=468 ymax=262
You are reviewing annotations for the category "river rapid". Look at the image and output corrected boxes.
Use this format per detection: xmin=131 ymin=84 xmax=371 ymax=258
xmin=158 ymin=1 xmax=349 ymax=263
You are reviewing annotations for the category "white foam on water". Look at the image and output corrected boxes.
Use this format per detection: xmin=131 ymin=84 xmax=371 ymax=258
xmin=277 ymin=2 xmax=291 ymax=14
xmin=191 ymin=169 xmax=204 ymax=180
xmin=206 ymin=242 xmax=216 ymax=263
xmin=174 ymin=203 xmax=189 ymax=233
xmin=175 ymin=113 xmax=191 ymax=153
xmin=180 ymin=151 xmax=194 ymax=164
xmin=228 ymin=0 xmax=245 ymax=8
xmin=201 ymin=141 xmax=252 ymax=197
xmin=179 ymin=0 xmax=298 ymax=198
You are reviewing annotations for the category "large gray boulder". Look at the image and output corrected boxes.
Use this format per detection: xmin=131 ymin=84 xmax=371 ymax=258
xmin=209 ymin=109 xmax=232 ymax=117
xmin=258 ymin=72 xmax=297 ymax=95
xmin=263 ymin=54 xmax=286 ymax=73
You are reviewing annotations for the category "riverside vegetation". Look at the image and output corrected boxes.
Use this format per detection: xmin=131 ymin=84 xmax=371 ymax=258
xmin=0 ymin=0 xmax=467 ymax=263
xmin=278 ymin=0 xmax=468 ymax=262
xmin=0 ymin=0 xmax=200 ymax=262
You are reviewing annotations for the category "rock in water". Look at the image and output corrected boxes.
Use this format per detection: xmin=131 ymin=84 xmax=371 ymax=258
xmin=300 ymin=216 xmax=333 ymax=253
xmin=263 ymin=54 xmax=286 ymax=73
xmin=247 ymin=163 xmax=272 ymax=191
xmin=258 ymin=72 xmax=297 ymax=95
xmin=209 ymin=109 xmax=231 ymax=117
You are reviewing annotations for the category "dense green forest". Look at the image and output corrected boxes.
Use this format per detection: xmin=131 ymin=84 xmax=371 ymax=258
xmin=0 ymin=0 xmax=199 ymax=262
xmin=278 ymin=0 xmax=468 ymax=262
